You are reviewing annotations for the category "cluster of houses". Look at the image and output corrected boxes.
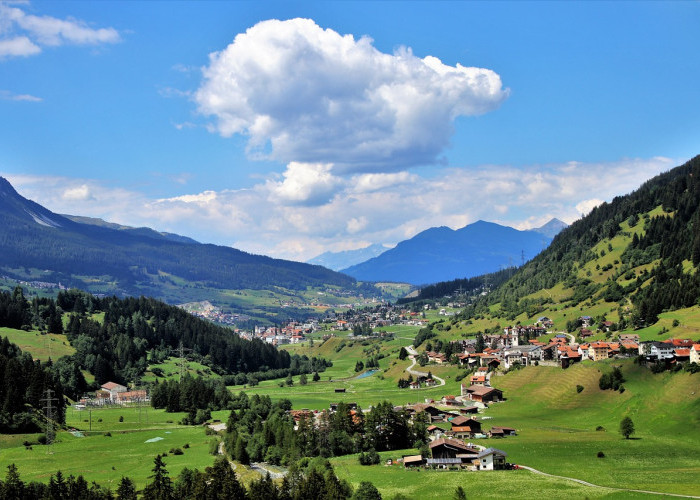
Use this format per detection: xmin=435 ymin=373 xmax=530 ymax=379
xmin=78 ymin=382 xmax=149 ymax=406
xmin=445 ymin=319 xmax=699 ymax=370
xmin=286 ymin=399 xmax=515 ymax=471
xmin=402 ymin=403 xmax=515 ymax=470
xmin=238 ymin=321 xmax=319 ymax=345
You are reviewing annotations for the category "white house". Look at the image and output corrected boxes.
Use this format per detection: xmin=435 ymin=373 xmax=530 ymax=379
xmin=474 ymin=448 xmax=508 ymax=470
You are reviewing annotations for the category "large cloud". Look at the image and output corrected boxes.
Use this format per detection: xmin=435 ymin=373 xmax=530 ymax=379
xmin=5 ymin=157 xmax=676 ymax=262
xmin=195 ymin=18 xmax=509 ymax=173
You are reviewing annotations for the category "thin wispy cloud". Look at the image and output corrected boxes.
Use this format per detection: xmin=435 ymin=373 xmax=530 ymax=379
xmin=0 ymin=89 xmax=41 ymax=101
xmin=4 ymin=156 xmax=676 ymax=262
xmin=0 ymin=2 xmax=121 ymax=59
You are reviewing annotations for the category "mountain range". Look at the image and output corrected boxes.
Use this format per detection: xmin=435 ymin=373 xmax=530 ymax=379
xmin=0 ymin=177 xmax=365 ymax=318
xmin=341 ymin=219 xmax=567 ymax=285
xmin=307 ymin=243 xmax=390 ymax=271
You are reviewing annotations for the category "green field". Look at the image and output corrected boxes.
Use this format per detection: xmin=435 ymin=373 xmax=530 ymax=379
xmin=485 ymin=360 xmax=700 ymax=496
xmin=0 ymin=406 xmax=224 ymax=489
xmin=143 ymin=356 xmax=221 ymax=382
xmin=0 ymin=327 xmax=75 ymax=361
xmin=331 ymin=450 xmax=646 ymax=499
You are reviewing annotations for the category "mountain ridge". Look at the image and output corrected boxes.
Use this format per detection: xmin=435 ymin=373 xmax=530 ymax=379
xmin=0 ymin=177 xmax=364 ymax=317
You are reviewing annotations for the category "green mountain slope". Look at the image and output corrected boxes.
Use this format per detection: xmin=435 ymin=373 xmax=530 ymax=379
xmin=0 ymin=177 xmax=374 ymax=321
xmin=407 ymin=155 xmax=700 ymax=339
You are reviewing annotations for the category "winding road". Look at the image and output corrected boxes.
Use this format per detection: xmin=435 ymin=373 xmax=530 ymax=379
xmin=519 ymin=465 xmax=700 ymax=499
xmin=404 ymin=345 xmax=446 ymax=387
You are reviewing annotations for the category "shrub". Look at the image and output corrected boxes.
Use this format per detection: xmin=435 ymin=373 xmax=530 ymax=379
xmin=183 ymin=443 xmax=190 ymax=449
xmin=595 ymin=426 xmax=606 ymax=432
xmin=576 ymin=385 xmax=584 ymax=393
xmin=119 ymin=415 xmax=124 ymax=422
xmin=358 ymin=448 xmax=381 ymax=465
xmin=104 ymin=432 xmax=112 ymax=437
xmin=170 ymin=447 xmax=184 ymax=455
xmin=597 ymin=451 xmax=605 ymax=458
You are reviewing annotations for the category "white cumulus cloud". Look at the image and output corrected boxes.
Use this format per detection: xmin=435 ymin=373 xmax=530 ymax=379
xmin=268 ymin=162 xmax=341 ymax=206
xmin=195 ymin=18 xmax=509 ymax=173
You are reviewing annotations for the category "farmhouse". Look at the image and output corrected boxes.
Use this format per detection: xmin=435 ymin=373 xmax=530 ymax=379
xmin=461 ymin=385 xmax=503 ymax=403
xmin=474 ymin=448 xmax=508 ymax=470
xmin=403 ymin=455 xmax=426 ymax=468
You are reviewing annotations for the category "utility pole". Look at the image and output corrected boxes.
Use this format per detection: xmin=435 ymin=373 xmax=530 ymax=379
xmin=41 ymin=388 xmax=58 ymax=455
xmin=178 ymin=342 xmax=192 ymax=382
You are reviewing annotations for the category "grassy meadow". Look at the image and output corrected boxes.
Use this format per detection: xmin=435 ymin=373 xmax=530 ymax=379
xmin=0 ymin=406 xmax=225 ymax=489
xmin=0 ymin=327 xmax=74 ymax=361
xmin=485 ymin=360 xmax=700 ymax=496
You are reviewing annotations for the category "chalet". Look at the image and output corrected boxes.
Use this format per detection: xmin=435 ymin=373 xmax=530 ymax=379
xmin=579 ymin=328 xmax=594 ymax=338
xmin=459 ymin=405 xmax=480 ymax=415
xmin=441 ymin=395 xmax=460 ymax=406
xmin=424 ymin=378 xmax=438 ymax=387
xmin=450 ymin=426 xmax=475 ymax=440
xmin=490 ymin=426 xmax=516 ymax=436
xmin=469 ymin=374 xmax=487 ymax=386
xmin=579 ymin=316 xmax=593 ymax=327
xmin=474 ymin=448 xmax=508 ymax=471
xmin=619 ymin=333 xmax=640 ymax=342
xmin=462 ymin=385 xmax=503 ymax=403
xmin=403 ymin=455 xmax=426 ymax=468
xmin=639 ymin=341 xmax=675 ymax=361
xmin=691 ymin=344 xmax=700 ymax=365
xmin=408 ymin=404 xmax=444 ymax=421
xmin=450 ymin=416 xmax=482 ymax=434
xmin=428 ymin=438 xmax=482 ymax=467
xmin=558 ymin=346 xmax=581 ymax=368
xmin=409 ymin=381 xmax=421 ymax=390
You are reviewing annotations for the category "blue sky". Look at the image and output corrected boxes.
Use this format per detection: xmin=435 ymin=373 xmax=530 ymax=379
xmin=1 ymin=1 xmax=698 ymax=261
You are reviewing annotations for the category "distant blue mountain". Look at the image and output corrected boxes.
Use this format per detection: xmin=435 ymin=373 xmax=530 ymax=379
xmin=341 ymin=219 xmax=566 ymax=285
xmin=307 ymin=243 xmax=389 ymax=271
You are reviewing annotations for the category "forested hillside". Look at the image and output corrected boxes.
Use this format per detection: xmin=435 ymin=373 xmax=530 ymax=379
xmin=0 ymin=176 xmax=357 ymax=298
xmin=436 ymin=155 xmax=700 ymax=327
xmin=0 ymin=288 xmax=331 ymax=397
xmin=0 ymin=334 xmax=66 ymax=433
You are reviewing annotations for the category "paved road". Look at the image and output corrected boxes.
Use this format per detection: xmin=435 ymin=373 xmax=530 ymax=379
xmin=519 ymin=465 xmax=700 ymax=499
xmin=405 ymin=347 xmax=446 ymax=387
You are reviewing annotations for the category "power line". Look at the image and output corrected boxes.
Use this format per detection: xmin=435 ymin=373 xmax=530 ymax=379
xmin=40 ymin=388 xmax=58 ymax=455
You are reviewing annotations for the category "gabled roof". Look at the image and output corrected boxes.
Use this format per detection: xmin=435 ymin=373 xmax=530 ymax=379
xmin=429 ymin=438 xmax=471 ymax=451
xmin=465 ymin=385 xmax=501 ymax=396
xmin=476 ymin=447 xmax=508 ymax=459
xmin=101 ymin=382 xmax=126 ymax=391
xmin=451 ymin=426 xmax=473 ymax=433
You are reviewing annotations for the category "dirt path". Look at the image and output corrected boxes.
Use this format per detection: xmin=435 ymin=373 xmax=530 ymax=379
xmin=519 ymin=465 xmax=700 ymax=499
